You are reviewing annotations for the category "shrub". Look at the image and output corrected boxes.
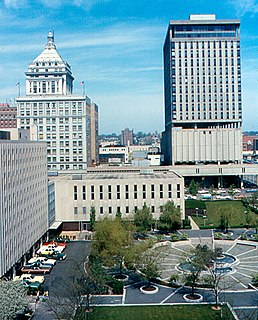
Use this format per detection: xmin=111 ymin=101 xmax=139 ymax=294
xmin=107 ymin=278 xmax=124 ymax=294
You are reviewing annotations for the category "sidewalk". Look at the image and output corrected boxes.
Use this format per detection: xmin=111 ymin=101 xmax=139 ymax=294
xmin=189 ymin=216 xmax=200 ymax=230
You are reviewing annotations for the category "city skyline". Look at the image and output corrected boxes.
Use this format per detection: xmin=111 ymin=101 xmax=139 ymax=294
xmin=0 ymin=0 xmax=257 ymax=133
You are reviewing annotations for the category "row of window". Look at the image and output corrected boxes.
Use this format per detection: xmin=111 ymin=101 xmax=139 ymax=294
xmin=74 ymin=184 xmax=181 ymax=201
xmin=73 ymin=204 xmax=174 ymax=215
xmin=171 ymin=40 xmax=239 ymax=50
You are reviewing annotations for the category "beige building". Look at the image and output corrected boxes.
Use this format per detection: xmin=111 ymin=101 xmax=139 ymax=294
xmin=16 ymin=31 xmax=99 ymax=170
xmin=0 ymin=140 xmax=48 ymax=277
xmin=50 ymin=167 xmax=185 ymax=231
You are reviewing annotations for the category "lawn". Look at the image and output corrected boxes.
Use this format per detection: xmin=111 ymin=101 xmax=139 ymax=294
xmin=192 ymin=200 xmax=256 ymax=228
xmin=85 ymin=305 xmax=234 ymax=320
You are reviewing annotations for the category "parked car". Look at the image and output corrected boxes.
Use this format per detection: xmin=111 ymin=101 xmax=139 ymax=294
xmin=13 ymin=274 xmax=45 ymax=284
xmin=24 ymin=262 xmax=53 ymax=270
xmin=20 ymin=279 xmax=43 ymax=291
xmin=43 ymin=241 xmax=67 ymax=248
xmin=28 ymin=257 xmax=56 ymax=266
xmin=37 ymin=244 xmax=64 ymax=255
xmin=39 ymin=251 xmax=66 ymax=261
xmin=51 ymin=237 xmax=70 ymax=243
xmin=21 ymin=265 xmax=51 ymax=274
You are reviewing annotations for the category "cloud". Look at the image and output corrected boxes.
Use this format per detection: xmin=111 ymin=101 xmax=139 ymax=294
xmin=73 ymin=0 xmax=110 ymax=10
xmin=229 ymin=0 xmax=258 ymax=16
xmin=3 ymin=0 xmax=28 ymax=8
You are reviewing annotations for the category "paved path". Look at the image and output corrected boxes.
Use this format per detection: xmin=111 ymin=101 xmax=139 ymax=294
xmin=189 ymin=216 xmax=200 ymax=230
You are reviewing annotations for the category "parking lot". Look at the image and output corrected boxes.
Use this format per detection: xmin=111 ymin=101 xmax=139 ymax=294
xmin=31 ymin=241 xmax=91 ymax=319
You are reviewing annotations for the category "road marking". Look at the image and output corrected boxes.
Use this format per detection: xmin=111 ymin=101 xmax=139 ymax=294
xmin=236 ymin=248 xmax=257 ymax=257
xmin=229 ymin=274 xmax=248 ymax=288
xmin=226 ymin=242 xmax=237 ymax=253
xmin=160 ymin=286 xmax=182 ymax=304
xmin=241 ymin=255 xmax=258 ymax=260
xmin=122 ymin=288 xmax=126 ymax=305
xmin=234 ymin=271 xmax=252 ymax=279
xmin=233 ymin=306 xmax=258 ymax=310
xmin=237 ymin=266 xmax=258 ymax=273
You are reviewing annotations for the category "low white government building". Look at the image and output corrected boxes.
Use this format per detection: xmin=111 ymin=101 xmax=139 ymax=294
xmin=50 ymin=167 xmax=185 ymax=232
xmin=0 ymin=140 xmax=48 ymax=278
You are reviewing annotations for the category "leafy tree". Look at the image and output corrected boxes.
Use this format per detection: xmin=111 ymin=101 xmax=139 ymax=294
xmin=189 ymin=179 xmax=198 ymax=196
xmin=159 ymin=201 xmax=181 ymax=232
xmin=138 ymin=250 xmax=160 ymax=288
xmin=183 ymin=245 xmax=215 ymax=298
xmin=252 ymin=274 xmax=258 ymax=287
xmin=134 ymin=203 xmax=154 ymax=231
xmin=249 ymin=192 xmax=258 ymax=208
xmin=245 ymin=209 xmax=253 ymax=228
xmin=90 ymin=206 xmax=96 ymax=230
xmin=92 ymin=217 xmax=133 ymax=275
xmin=209 ymin=184 xmax=217 ymax=199
xmin=116 ymin=210 xmax=122 ymax=219
xmin=0 ymin=280 xmax=28 ymax=319
xmin=219 ymin=207 xmax=232 ymax=232
xmin=227 ymin=184 xmax=237 ymax=198
xmin=46 ymin=255 xmax=107 ymax=319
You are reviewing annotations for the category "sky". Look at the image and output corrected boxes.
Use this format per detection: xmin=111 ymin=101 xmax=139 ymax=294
xmin=0 ymin=0 xmax=257 ymax=134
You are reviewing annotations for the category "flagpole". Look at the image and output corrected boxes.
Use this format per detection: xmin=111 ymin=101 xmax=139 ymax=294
xmin=16 ymin=82 xmax=20 ymax=97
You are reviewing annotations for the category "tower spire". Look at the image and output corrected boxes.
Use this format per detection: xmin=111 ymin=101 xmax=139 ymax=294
xmin=46 ymin=31 xmax=56 ymax=49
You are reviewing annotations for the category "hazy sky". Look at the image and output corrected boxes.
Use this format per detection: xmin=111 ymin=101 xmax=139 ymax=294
xmin=0 ymin=0 xmax=257 ymax=133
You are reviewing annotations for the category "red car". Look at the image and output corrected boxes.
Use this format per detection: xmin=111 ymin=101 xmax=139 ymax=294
xmin=21 ymin=265 xmax=51 ymax=274
xmin=43 ymin=241 xmax=66 ymax=248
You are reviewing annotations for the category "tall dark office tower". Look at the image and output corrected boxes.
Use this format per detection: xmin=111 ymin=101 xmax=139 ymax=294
xmin=121 ymin=128 xmax=133 ymax=146
xmin=162 ymin=14 xmax=242 ymax=165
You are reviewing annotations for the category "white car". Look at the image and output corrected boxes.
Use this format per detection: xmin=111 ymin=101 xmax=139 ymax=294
xmin=28 ymin=257 xmax=56 ymax=266
xmin=37 ymin=246 xmax=64 ymax=255
xmin=40 ymin=244 xmax=64 ymax=253
xmin=13 ymin=274 xmax=44 ymax=284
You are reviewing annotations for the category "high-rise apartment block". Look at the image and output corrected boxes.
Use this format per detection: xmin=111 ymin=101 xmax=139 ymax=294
xmin=162 ymin=15 xmax=242 ymax=165
xmin=0 ymin=103 xmax=17 ymax=128
xmin=0 ymin=140 xmax=48 ymax=277
xmin=121 ymin=128 xmax=133 ymax=146
xmin=16 ymin=32 xmax=99 ymax=170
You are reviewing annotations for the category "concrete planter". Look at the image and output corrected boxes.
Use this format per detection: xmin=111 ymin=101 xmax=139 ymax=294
xmin=140 ymin=285 xmax=159 ymax=295
xmin=183 ymin=293 xmax=203 ymax=303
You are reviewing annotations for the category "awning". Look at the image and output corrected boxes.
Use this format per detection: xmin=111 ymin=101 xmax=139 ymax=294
xmin=49 ymin=221 xmax=62 ymax=230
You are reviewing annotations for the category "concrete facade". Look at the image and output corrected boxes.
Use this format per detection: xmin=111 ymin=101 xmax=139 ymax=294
xmin=0 ymin=140 xmax=48 ymax=277
xmin=163 ymin=14 xmax=242 ymax=165
xmin=16 ymin=32 xmax=99 ymax=170
xmin=50 ymin=168 xmax=185 ymax=231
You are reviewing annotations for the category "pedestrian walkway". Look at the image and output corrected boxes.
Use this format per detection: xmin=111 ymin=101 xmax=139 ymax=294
xmin=189 ymin=216 xmax=200 ymax=230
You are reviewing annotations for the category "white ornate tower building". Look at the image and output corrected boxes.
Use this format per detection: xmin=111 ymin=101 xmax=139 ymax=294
xmin=17 ymin=32 xmax=99 ymax=170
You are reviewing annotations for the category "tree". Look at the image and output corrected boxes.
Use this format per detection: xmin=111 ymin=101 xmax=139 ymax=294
xmin=245 ymin=209 xmax=253 ymax=228
xmin=183 ymin=244 xmax=215 ymax=298
xmin=137 ymin=249 xmax=161 ymax=288
xmin=134 ymin=203 xmax=154 ymax=231
xmin=90 ymin=206 xmax=96 ymax=230
xmin=204 ymin=247 xmax=235 ymax=309
xmin=46 ymin=256 xmax=107 ymax=319
xmin=227 ymin=184 xmax=237 ymax=198
xmin=209 ymin=184 xmax=217 ymax=199
xmin=0 ymin=280 xmax=28 ymax=319
xmin=91 ymin=217 xmax=133 ymax=275
xmin=189 ymin=179 xmax=198 ymax=196
xmin=219 ymin=207 xmax=232 ymax=233
xmin=159 ymin=201 xmax=181 ymax=232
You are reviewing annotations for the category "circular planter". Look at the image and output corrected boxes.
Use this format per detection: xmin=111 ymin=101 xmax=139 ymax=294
xmin=183 ymin=293 xmax=203 ymax=303
xmin=140 ymin=285 xmax=159 ymax=295
xmin=113 ymin=274 xmax=129 ymax=282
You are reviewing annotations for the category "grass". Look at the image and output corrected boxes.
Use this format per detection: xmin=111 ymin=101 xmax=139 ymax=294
xmin=85 ymin=305 xmax=234 ymax=320
xmin=192 ymin=200 xmax=256 ymax=228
